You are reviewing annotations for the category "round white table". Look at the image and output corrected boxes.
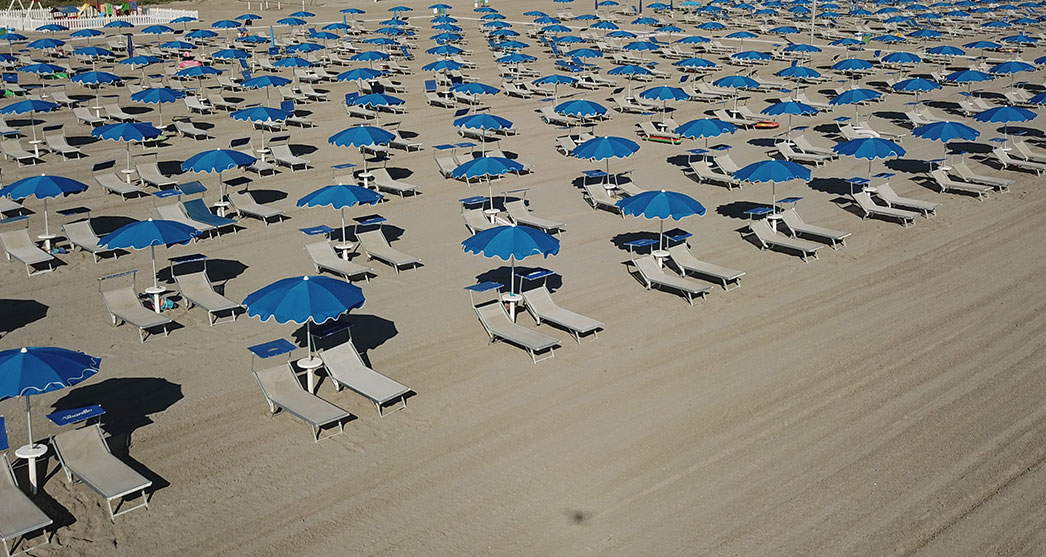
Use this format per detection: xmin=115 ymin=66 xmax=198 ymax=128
xmin=502 ymin=292 xmax=523 ymax=322
xmin=358 ymin=171 xmax=374 ymax=189
xmin=15 ymin=444 xmax=48 ymax=495
xmin=651 ymin=249 xmax=670 ymax=268
xmin=297 ymin=357 xmax=324 ymax=393
xmin=28 ymin=139 xmax=43 ymax=158
xmin=213 ymin=201 xmax=230 ymax=218
xmin=37 ymin=233 xmax=57 ymax=252
xmin=334 ymin=242 xmax=356 ymax=261
xmin=145 ymin=286 xmax=167 ymax=314
xmin=120 ymin=168 xmax=137 ymax=184
xmin=483 ymin=208 xmax=500 ymax=224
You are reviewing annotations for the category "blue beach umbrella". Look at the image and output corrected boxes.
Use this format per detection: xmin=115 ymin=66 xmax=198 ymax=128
xmin=103 ymin=20 xmax=133 ymax=29
xmin=328 ymin=125 xmax=395 ymax=173
xmin=184 ymin=30 xmax=216 ymax=41
xmin=734 ymin=159 xmax=812 ymax=211
xmin=242 ymin=275 xmax=366 ymax=363
xmin=422 ymin=60 xmax=462 ymax=73
xmin=27 ymin=38 xmax=64 ymax=51
xmin=35 ymin=23 xmax=68 ymax=32
xmin=617 ymin=190 xmax=705 ymax=250
xmin=161 ymin=40 xmax=195 ymax=51
xmin=675 ymin=118 xmax=736 ymax=148
xmin=833 ymin=137 xmax=906 ymax=182
xmin=99 ymin=219 xmax=200 ymax=288
xmin=450 ymin=82 xmax=498 ymax=112
xmin=830 ymin=88 xmax=882 ymax=122
xmin=452 ymin=156 xmax=525 ymax=204
xmin=0 ymin=99 xmax=58 ymax=144
xmin=130 ymin=87 xmax=184 ymax=126
xmin=92 ymin=122 xmax=164 ymax=177
xmin=989 ymin=60 xmax=1036 ymax=90
xmin=973 ymin=105 xmax=1036 ymax=144
xmin=338 ymin=67 xmax=384 ymax=83
xmin=892 ymin=77 xmax=941 ymax=102
xmin=913 ymin=120 xmax=980 ymax=162
xmin=533 ymin=74 xmax=577 ymax=102
xmin=297 ymin=184 xmax=383 ymax=248
xmin=0 ymin=174 xmax=88 ymax=236
xmin=555 ymin=99 xmax=608 ymax=120
xmin=761 ymin=100 xmax=818 ymax=137
xmin=675 ymin=57 xmax=716 ymax=71
xmin=639 ymin=85 xmax=689 ymax=121
xmin=713 ymin=75 xmax=760 ymax=109
xmin=231 ymin=106 xmax=289 ymax=149
xmin=608 ymin=65 xmax=654 ymax=96
xmin=213 ymin=48 xmax=251 ymax=60
xmin=571 ymin=136 xmax=639 ymax=183
xmin=242 ymin=75 xmax=292 ymax=102
xmin=19 ymin=63 xmax=65 ymax=75
xmin=462 ymin=225 xmax=559 ymax=295
xmin=176 ymin=65 xmax=222 ymax=90
xmin=455 ymin=113 xmax=514 ymax=136
xmin=350 ymin=50 xmax=391 ymax=67
xmin=0 ymin=347 xmax=100 ymax=448
xmin=181 ymin=149 xmax=258 ymax=199
xmin=142 ymin=24 xmax=173 ymax=35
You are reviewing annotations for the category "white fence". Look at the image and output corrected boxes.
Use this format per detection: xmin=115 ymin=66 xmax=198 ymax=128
xmin=0 ymin=7 xmax=198 ymax=32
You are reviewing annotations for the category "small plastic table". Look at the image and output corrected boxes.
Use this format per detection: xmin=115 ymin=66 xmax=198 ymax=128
xmin=145 ymin=286 xmax=166 ymax=314
xmin=15 ymin=444 xmax=47 ymax=495
xmin=213 ymin=201 xmax=231 ymax=218
xmin=358 ymin=171 xmax=374 ymax=189
xmin=651 ymin=249 xmax=670 ymax=267
xmin=483 ymin=208 xmax=500 ymax=223
xmin=28 ymin=139 xmax=43 ymax=157
xmin=502 ymin=292 xmax=523 ymax=322
xmin=120 ymin=168 xmax=137 ymax=184
xmin=334 ymin=242 xmax=356 ymax=260
xmin=297 ymin=357 xmax=324 ymax=393
xmin=37 ymin=233 xmax=57 ymax=252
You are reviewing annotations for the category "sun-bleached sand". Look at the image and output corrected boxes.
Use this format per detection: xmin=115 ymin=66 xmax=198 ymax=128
xmin=1 ymin=0 xmax=1045 ymax=554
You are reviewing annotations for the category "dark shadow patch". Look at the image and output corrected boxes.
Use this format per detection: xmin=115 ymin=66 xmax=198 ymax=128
xmin=475 ymin=265 xmax=563 ymax=294
xmin=0 ymin=298 xmax=48 ymax=336
xmin=717 ymin=200 xmax=767 ymax=220
xmin=807 ymin=177 xmax=858 ymax=195
xmin=883 ymin=158 xmax=933 ymax=173
xmin=51 ymin=377 xmax=183 ymax=439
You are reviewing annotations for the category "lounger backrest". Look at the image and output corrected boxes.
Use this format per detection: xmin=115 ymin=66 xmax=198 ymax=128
xmin=357 ymin=229 xmax=390 ymax=251
xmin=875 ymin=183 xmax=900 ymax=202
xmin=504 ymin=199 xmax=528 ymax=219
xmin=0 ymin=228 xmax=35 ymax=252
xmin=63 ymin=220 xmax=100 ymax=247
xmin=270 ymin=145 xmax=293 ymax=158
xmin=521 ymin=286 xmax=557 ymax=314
xmin=305 ymin=241 xmax=337 ymax=264
xmin=634 ymin=254 xmax=667 ymax=280
xmin=780 ymin=208 xmax=804 ymax=228
xmin=852 ymin=191 xmax=877 ymax=209
xmin=156 ymin=203 xmax=187 ymax=221
xmin=667 ymin=243 xmax=698 ymax=267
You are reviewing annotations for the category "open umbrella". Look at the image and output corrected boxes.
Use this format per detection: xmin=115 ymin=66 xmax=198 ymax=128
xmin=972 ymin=105 xmax=1036 ymax=146
xmin=913 ymin=121 xmax=980 ymax=166
xmin=241 ymin=75 xmax=292 ymax=104
xmin=533 ymin=74 xmax=577 ymax=104
xmin=608 ymin=65 xmax=653 ymax=97
xmin=231 ymin=106 xmax=289 ymax=151
xmin=0 ymin=175 xmax=88 ymax=238
xmin=830 ymin=88 xmax=882 ymax=124
xmin=832 ymin=137 xmax=906 ymax=185
xmin=0 ymin=346 xmax=99 ymax=451
xmin=570 ymin=136 xmax=640 ymax=186
xmin=327 ymin=125 xmax=395 ymax=183
xmin=452 ymin=156 xmax=524 ymax=206
xmin=297 ymin=185 xmax=383 ymax=253
xmin=454 ymin=113 xmax=513 ymax=155
xmin=130 ymin=87 xmax=185 ymax=127
xmin=0 ymin=99 xmax=58 ymax=148
xmin=450 ymin=82 xmax=499 ymax=114
xmin=638 ymin=86 xmax=689 ymax=122
xmin=70 ymin=71 xmax=121 ymax=112
xmin=761 ymin=100 xmax=817 ymax=139
xmin=462 ymin=225 xmax=559 ymax=299
xmin=617 ymin=190 xmax=705 ymax=251
xmin=242 ymin=276 xmax=366 ymax=390
xmin=91 ymin=122 xmax=164 ymax=181
xmin=181 ymin=149 xmax=257 ymax=201
xmin=675 ymin=118 xmax=736 ymax=148
xmin=98 ymin=219 xmax=199 ymax=288
xmin=734 ymin=159 xmax=812 ymax=213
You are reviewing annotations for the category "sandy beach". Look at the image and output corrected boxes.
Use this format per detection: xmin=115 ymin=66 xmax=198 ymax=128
xmin=1 ymin=0 xmax=1045 ymax=554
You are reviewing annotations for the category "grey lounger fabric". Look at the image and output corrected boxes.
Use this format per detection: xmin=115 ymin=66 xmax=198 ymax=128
xmin=304 ymin=241 xmax=372 ymax=282
xmin=779 ymin=208 xmax=851 ymax=248
xmin=321 ymin=341 xmax=411 ymax=416
xmin=156 ymin=204 xmax=213 ymax=233
xmin=99 ymin=285 xmax=172 ymax=343
xmin=746 ymin=219 xmax=825 ymax=262
xmin=474 ymin=301 xmax=559 ymax=363
xmin=462 ymin=208 xmax=497 ymax=234
xmin=522 ymin=286 xmax=603 ymax=343
xmin=632 ymin=254 xmax=711 ymax=305
xmin=0 ymin=228 xmax=56 ymax=276
xmin=254 ymin=364 xmax=351 ymax=442
xmin=368 ymin=168 xmax=420 ymax=197
xmin=95 ymin=172 xmax=145 ymax=198
xmin=874 ymin=184 xmax=941 ymax=216
xmin=666 ymin=244 xmax=745 ymax=290
xmin=228 ymin=191 xmax=285 ymax=224
xmin=135 ymin=162 xmax=177 ymax=189
xmin=356 ymin=229 xmax=420 ymax=273
xmin=582 ymin=184 xmax=623 ymax=214
xmin=0 ymin=453 xmax=53 ymax=556
xmin=63 ymin=220 xmax=117 ymax=262
xmin=270 ymin=145 xmax=310 ymax=170
xmin=174 ymin=271 xmax=241 ymax=326
xmin=505 ymin=200 xmax=565 ymax=233
xmin=52 ymin=424 xmax=152 ymax=521
xmin=928 ymin=169 xmax=992 ymax=199
xmin=850 ymin=191 xmax=919 ymax=226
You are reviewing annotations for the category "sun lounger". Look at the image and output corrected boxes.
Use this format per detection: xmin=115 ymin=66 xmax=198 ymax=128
xmin=216 ymin=74 xmax=242 ymax=91
xmin=174 ymin=270 xmax=240 ymax=326
xmin=270 ymin=144 xmax=310 ymax=171
xmin=636 ymin=121 xmax=681 ymax=144
xmin=103 ymin=104 xmax=136 ymax=122
xmin=539 ymin=106 xmax=577 ymax=127
xmin=952 ymin=160 xmax=1011 ymax=191
xmin=1013 ymin=141 xmax=1046 ymax=165
xmin=173 ymin=120 xmax=212 ymax=140
xmin=156 ymin=203 xmax=213 ymax=233
xmin=666 ymin=244 xmax=745 ymax=291
xmin=237 ymin=148 xmax=276 ymax=176
xmin=44 ymin=132 xmax=84 ymax=159
xmin=367 ymin=168 xmax=420 ymax=197
xmin=0 ymin=139 xmax=37 ymax=166
xmin=0 ymin=451 xmax=53 ymax=556
xmin=181 ymin=199 xmax=237 ymax=236
xmin=254 ymin=364 xmax=351 ymax=442
xmin=0 ymin=117 xmax=18 ymax=138
xmin=99 ymin=284 xmax=172 ymax=342
xmin=183 ymin=96 xmax=212 ymax=115
xmin=435 ymin=156 xmax=459 ymax=178
xmin=95 ymin=171 xmax=144 ymax=198
xmin=522 ymin=286 xmax=602 ymax=343
xmin=582 ymin=184 xmax=624 ymax=214
xmin=52 ymin=424 xmax=152 ymax=521
xmin=0 ymin=228 xmax=55 ymax=276
xmin=928 ymin=169 xmax=992 ymax=199
xmin=463 ymin=208 xmax=497 ymax=233
xmin=320 ymin=341 xmax=410 ymax=416
xmin=994 ymin=147 xmax=1046 ymax=175
xmin=206 ymin=93 xmax=239 ymax=111
xmin=304 ymin=240 xmax=372 ymax=282
xmin=426 ymin=91 xmax=456 ymax=108
xmin=389 ymin=130 xmax=422 ymax=152
xmin=874 ymin=184 xmax=940 ymax=216
xmin=298 ymin=84 xmax=328 ymax=102
xmin=745 ymin=218 xmax=825 ymax=261
xmin=850 ymin=191 xmax=919 ymax=226
xmin=135 ymin=161 xmax=177 ymax=189
xmin=777 ymin=142 xmax=831 ymax=166
xmin=63 ymin=220 xmax=117 ymax=262
xmin=48 ymin=89 xmax=79 ymax=106
xmin=474 ymin=301 xmax=559 ymax=363
xmin=792 ymin=135 xmax=838 ymax=159
xmin=779 ymin=208 xmax=851 ymax=248
xmin=227 ymin=191 xmax=284 ymax=224
xmin=686 ymin=161 xmax=741 ymax=189
xmin=713 ymin=109 xmax=760 ymax=128
xmin=0 ymin=197 xmax=23 ymax=215
xmin=630 ymin=254 xmax=711 ymax=305
xmin=505 ymin=200 xmax=565 ymax=233
xmin=73 ymin=107 xmax=105 ymax=127
xmin=356 ymin=229 xmax=420 ymax=273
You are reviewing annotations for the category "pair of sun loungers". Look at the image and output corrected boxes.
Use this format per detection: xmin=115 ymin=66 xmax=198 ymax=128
xmin=744 ymin=218 xmax=828 ymax=263
xmin=157 ymin=200 xmax=238 ymax=237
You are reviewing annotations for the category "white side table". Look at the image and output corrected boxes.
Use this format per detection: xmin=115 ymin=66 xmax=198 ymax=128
xmin=37 ymin=233 xmax=57 ymax=252
xmin=502 ymin=292 xmax=523 ymax=322
xmin=651 ymin=249 xmax=670 ymax=268
xmin=145 ymin=286 xmax=167 ymax=314
xmin=297 ymin=357 xmax=324 ymax=393
xmin=334 ymin=242 xmax=356 ymax=261
xmin=15 ymin=444 xmax=48 ymax=495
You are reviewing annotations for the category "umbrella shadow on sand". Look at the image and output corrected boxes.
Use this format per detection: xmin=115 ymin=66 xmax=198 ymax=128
xmin=156 ymin=257 xmax=248 ymax=285
xmin=293 ymin=314 xmax=398 ymax=365
xmin=610 ymin=231 xmax=661 ymax=253
xmin=884 ymin=158 xmax=933 ymax=173
xmin=475 ymin=265 xmax=563 ymax=294
xmin=0 ymin=299 xmax=48 ymax=337
xmin=716 ymin=200 xmax=768 ymax=220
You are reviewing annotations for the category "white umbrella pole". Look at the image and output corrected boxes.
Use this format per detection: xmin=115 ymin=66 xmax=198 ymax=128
xmin=340 ymin=206 xmax=347 ymax=243
xmin=42 ymin=198 xmax=50 ymax=236
xmin=306 ymin=320 xmax=313 ymax=359
xmin=25 ymin=396 xmax=35 ymax=447
xmin=658 ymin=219 xmax=665 ymax=251
xmin=151 ymin=244 xmax=158 ymax=288
xmin=510 ymin=255 xmax=516 ymax=295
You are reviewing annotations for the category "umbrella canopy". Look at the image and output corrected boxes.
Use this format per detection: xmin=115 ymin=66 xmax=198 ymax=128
xmin=181 ymin=149 xmax=257 ymax=199
xmin=328 ymin=125 xmax=395 ymax=148
xmin=972 ymin=105 xmax=1036 ymax=124
xmin=833 ymin=137 xmax=907 ymax=181
xmin=913 ymin=121 xmax=980 ymax=163
xmin=297 ymin=184 xmax=383 ymax=245
xmin=130 ymin=87 xmax=185 ymax=126
xmin=617 ymin=190 xmax=706 ymax=250
xmin=0 ymin=346 xmax=100 ymax=447
xmin=734 ymin=159 xmax=812 ymax=211
xmin=462 ymin=225 xmax=559 ymax=294
xmin=242 ymin=275 xmax=366 ymax=360
xmin=454 ymin=113 xmax=514 ymax=133
xmin=92 ymin=122 xmax=164 ymax=176
xmin=675 ymin=118 xmax=736 ymax=148
xmin=761 ymin=100 xmax=817 ymax=137
xmin=638 ymin=86 xmax=689 ymax=121
xmin=555 ymin=99 xmax=608 ymax=119
xmin=231 ymin=106 xmax=289 ymax=148
xmin=98 ymin=218 xmax=200 ymax=287
xmin=571 ymin=136 xmax=639 ymax=181
xmin=452 ymin=156 xmax=525 ymax=204
xmin=337 ymin=67 xmax=384 ymax=82
xmin=0 ymin=175 xmax=88 ymax=236
xmin=0 ymin=99 xmax=58 ymax=144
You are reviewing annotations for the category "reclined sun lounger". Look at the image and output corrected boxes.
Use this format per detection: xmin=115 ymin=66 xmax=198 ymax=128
xmin=321 ymin=341 xmax=411 ymax=416
xmin=582 ymin=184 xmax=624 ymax=215
xmin=779 ymin=208 xmax=851 ymax=248
xmin=156 ymin=203 xmax=214 ymax=234
xmin=745 ymin=218 xmax=824 ymax=262
xmin=174 ymin=121 xmax=212 ymax=140
xmin=0 ymin=227 xmax=57 ymax=276
xmin=73 ymin=107 xmax=105 ymax=127
xmin=368 ymin=168 xmax=420 ymax=197
xmin=95 ymin=171 xmax=145 ymax=198
xmin=874 ymin=184 xmax=940 ymax=216
xmin=135 ymin=161 xmax=177 ymax=189
xmin=666 ymin=244 xmax=745 ymax=290
xmin=630 ymin=254 xmax=711 ymax=305
xmin=63 ymin=220 xmax=117 ymax=262
xmin=505 ymin=200 xmax=565 ymax=233
xmin=792 ymin=135 xmax=838 ymax=159
xmin=0 ymin=450 xmax=53 ymax=555
xmin=522 ymin=286 xmax=602 ymax=343
xmin=44 ymin=132 xmax=84 ymax=159
xmin=850 ymin=191 xmax=918 ymax=227
xmin=181 ymin=199 xmax=238 ymax=236
xmin=474 ymin=301 xmax=559 ymax=363
xmin=175 ymin=271 xmax=241 ymax=326
xmin=228 ymin=191 xmax=285 ymax=224
xmin=992 ymin=147 xmax=1046 ymax=175
xmin=52 ymin=424 xmax=152 ymax=521
xmin=685 ymin=161 xmax=740 ymax=189
xmin=270 ymin=144 xmax=310 ymax=171
xmin=305 ymin=240 xmax=372 ymax=282
xmin=0 ymin=139 xmax=38 ymax=166
xmin=255 ymin=364 xmax=351 ymax=442
xmin=356 ymin=229 xmax=420 ymax=273
xmin=103 ymin=104 xmax=136 ymax=123
xmin=1014 ymin=140 xmax=1046 ymax=165
xmin=777 ymin=142 xmax=831 ymax=166
xmin=952 ymin=160 xmax=1011 ymax=192
xmin=928 ymin=169 xmax=992 ymax=199
xmin=463 ymin=207 xmax=498 ymax=233
xmin=99 ymin=284 xmax=172 ymax=342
